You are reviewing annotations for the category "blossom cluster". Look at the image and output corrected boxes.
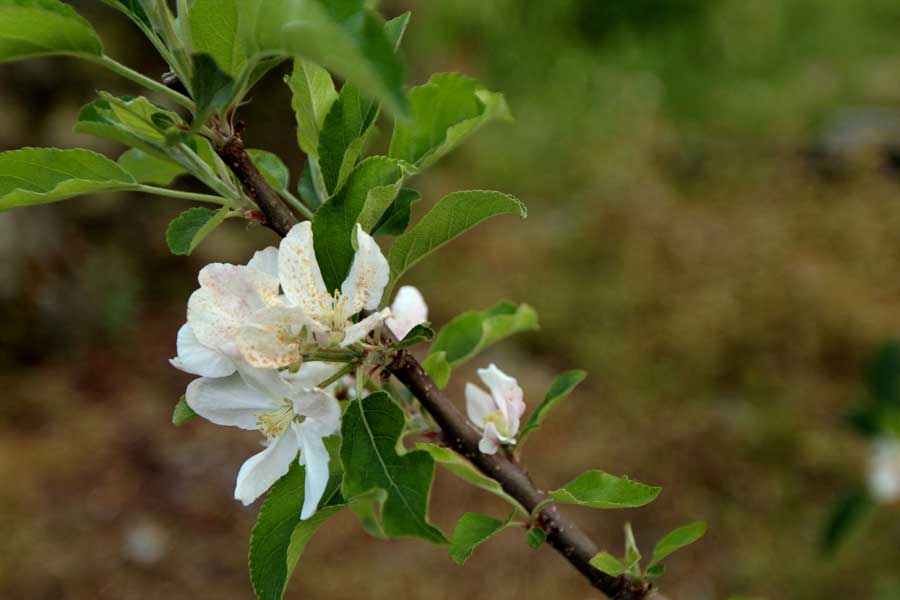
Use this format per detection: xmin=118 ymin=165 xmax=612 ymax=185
xmin=171 ymin=222 xmax=525 ymax=518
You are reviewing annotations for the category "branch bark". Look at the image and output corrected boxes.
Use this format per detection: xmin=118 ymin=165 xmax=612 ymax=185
xmin=217 ymin=136 xmax=660 ymax=600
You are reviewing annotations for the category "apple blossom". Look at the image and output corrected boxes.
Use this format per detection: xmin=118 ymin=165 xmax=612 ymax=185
xmin=868 ymin=438 xmax=900 ymax=504
xmin=465 ymin=364 xmax=526 ymax=454
xmin=275 ymin=221 xmax=391 ymax=349
xmin=386 ymin=285 xmax=429 ymax=339
xmin=170 ymin=247 xmax=281 ymax=377
xmin=186 ymin=360 xmax=341 ymax=518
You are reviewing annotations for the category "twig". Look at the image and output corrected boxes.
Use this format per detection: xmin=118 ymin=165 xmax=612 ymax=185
xmin=218 ymin=140 xmax=660 ymax=600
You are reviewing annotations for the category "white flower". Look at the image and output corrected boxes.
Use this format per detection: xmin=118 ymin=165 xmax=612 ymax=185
xmin=170 ymin=247 xmax=281 ymax=377
xmin=386 ymin=285 xmax=428 ymax=339
xmin=276 ymin=221 xmax=391 ymax=349
xmin=868 ymin=438 xmax=900 ymax=504
xmin=185 ymin=361 xmax=341 ymax=518
xmin=465 ymin=364 xmax=526 ymax=455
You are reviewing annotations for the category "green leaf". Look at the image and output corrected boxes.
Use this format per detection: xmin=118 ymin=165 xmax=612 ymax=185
xmin=191 ymin=53 xmax=237 ymax=123
xmin=649 ymin=521 xmax=706 ymax=567
xmin=288 ymin=59 xmax=338 ymax=158
xmin=171 ymin=395 xmax=196 ymax=426
xmin=372 ymin=188 xmax=420 ymax=237
xmin=298 ymin=162 xmax=324 ymax=210
xmin=249 ymin=462 xmax=344 ymax=600
xmin=822 ymin=488 xmax=873 ymax=556
xmin=0 ymin=0 xmax=102 ymax=63
xmin=312 ymin=156 xmax=404 ymax=291
xmin=526 ymin=527 xmax=546 ymax=549
xmin=415 ymin=443 xmax=527 ymax=514
xmin=518 ymin=370 xmax=587 ymax=447
xmin=248 ymin=149 xmax=290 ymax=193
xmin=388 ymin=190 xmax=526 ymax=285
xmin=421 ymin=352 xmax=452 ymax=389
xmin=189 ymin=0 xmax=245 ymax=76
xmin=645 ymin=563 xmax=666 ymax=579
xmin=389 ymin=73 xmax=511 ymax=171
xmin=100 ymin=0 xmax=152 ymax=30
xmin=448 ymin=512 xmax=512 ymax=565
xmin=166 ymin=206 xmax=229 ymax=255
xmin=238 ymin=0 xmax=407 ymax=115
xmin=75 ymin=95 xmax=185 ymax=162
xmin=340 ymin=393 xmax=447 ymax=543
xmin=589 ymin=552 xmax=626 ymax=576
xmin=0 ymin=148 xmax=137 ymax=212
xmin=316 ymin=83 xmax=380 ymax=196
xmin=623 ymin=522 xmax=642 ymax=576
xmin=391 ymin=324 xmax=434 ymax=350
xmin=867 ymin=341 xmax=900 ymax=409
xmin=117 ymin=148 xmax=186 ymax=185
xmin=424 ymin=301 xmax=539 ymax=388
xmin=550 ymin=470 xmax=661 ymax=510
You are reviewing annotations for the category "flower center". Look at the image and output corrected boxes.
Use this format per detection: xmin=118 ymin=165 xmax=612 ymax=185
xmin=483 ymin=410 xmax=510 ymax=438
xmin=256 ymin=403 xmax=295 ymax=439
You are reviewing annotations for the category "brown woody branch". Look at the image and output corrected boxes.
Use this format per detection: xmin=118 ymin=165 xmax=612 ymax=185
xmin=217 ymin=136 xmax=660 ymax=600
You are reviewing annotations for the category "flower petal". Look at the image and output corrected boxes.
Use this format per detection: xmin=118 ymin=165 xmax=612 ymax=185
xmin=233 ymin=359 xmax=293 ymax=401
xmin=340 ymin=308 xmax=391 ymax=347
xmin=294 ymin=423 xmax=332 ymax=520
xmin=341 ymin=224 xmax=390 ymax=314
xmin=247 ymin=246 xmax=279 ymax=279
xmin=234 ymin=430 xmax=299 ymax=505
xmin=869 ymin=439 xmax=900 ymax=503
xmin=291 ymin=388 xmax=341 ymax=438
xmin=478 ymin=422 xmax=502 ymax=455
xmin=478 ymin=364 xmax=525 ymax=436
xmin=185 ymin=373 xmax=279 ymax=430
xmin=386 ymin=285 xmax=428 ymax=339
xmin=170 ymin=323 xmax=236 ymax=377
xmin=278 ymin=222 xmax=332 ymax=318
xmin=465 ymin=382 xmax=495 ymax=428
xmin=236 ymin=305 xmax=309 ymax=369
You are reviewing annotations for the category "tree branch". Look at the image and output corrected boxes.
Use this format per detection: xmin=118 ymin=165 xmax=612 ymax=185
xmin=218 ymin=137 xmax=660 ymax=600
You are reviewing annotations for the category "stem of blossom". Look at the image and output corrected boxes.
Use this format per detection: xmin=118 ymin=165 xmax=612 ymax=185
xmin=278 ymin=188 xmax=315 ymax=221
xmin=303 ymin=351 xmax=360 ymax=363
xmin=218 ymin=136 xmax=659 ymax=600
xmin=316 ymin=362 xmax=358 ymax=389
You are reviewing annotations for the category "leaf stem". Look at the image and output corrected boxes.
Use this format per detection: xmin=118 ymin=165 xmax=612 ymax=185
xmin=93 ymin=54 xmax=195 ymax=111
xmin=303 ymin=351 xmax=361 ymax=363
xmin=136 ymin=184 xmax=228 ymax=205
xmin=278 ymin=189 xmax=315 ymax=220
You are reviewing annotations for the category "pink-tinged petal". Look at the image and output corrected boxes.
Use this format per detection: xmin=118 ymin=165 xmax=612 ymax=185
xmin=185 ymin=374 xmax=278 ymax=430
xmin=198 ymin=263 xmax=280 ymax=310
xmin=340 ymin=308 xmax=390 ymax=347
xmin=234 ymin=430 xmax=299 ymax=505
xmin=291 ymin=388 xmax=341 ymax=437
xmin=478 ymin=422 xmax=502 ymax=455
xmin=478 ymin=364 xmax=525 ymax=436
xmin=236 ymin=305 xmax=309 ymax=369
xmin=294 ymin=424 xmax=332 ymax=519
xmin=341 ymin=224 xmax=389 ymax=314
xmin=465 ymin=383 xmax=495 ymax=428
xmin=278 ymin=222 xmax=332 ymax=318
xmin=386 ymin=285 xmax=428 ymax=339
xmin=170 ymin=323 xmax=236 ymax=377
xmin=187 ymin=287 xmax=241 ymax=351
xmin=247 ymin=246 xmax=279 ymax=279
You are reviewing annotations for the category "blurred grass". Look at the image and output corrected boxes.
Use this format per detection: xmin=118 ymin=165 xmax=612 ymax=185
xmin=2 ymin=0 xmax=900 ymax=598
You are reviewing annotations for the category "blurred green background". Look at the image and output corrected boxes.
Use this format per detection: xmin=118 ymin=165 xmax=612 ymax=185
xmin=2 ymin=0 xmax=900 ymax=598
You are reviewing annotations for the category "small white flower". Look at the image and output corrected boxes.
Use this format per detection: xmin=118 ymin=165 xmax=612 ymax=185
xmin=465 ymin=364 xmax=526 ymax=455
xmin=868 ymin=438 xmax=900 ymax=504
xmin=386 ymin=285 xmax=428 ymax=339
xmin=186 ymin=361 xmax=341 ymax=518
xmin=276 ymin=221 xmax=391 ymax=349
xmin=170 ymin=247 xmax=281 ymax=377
